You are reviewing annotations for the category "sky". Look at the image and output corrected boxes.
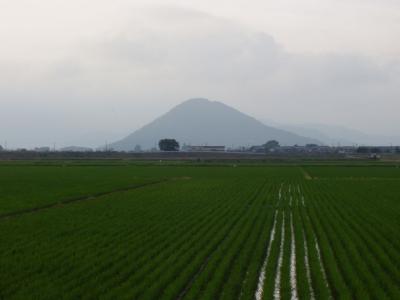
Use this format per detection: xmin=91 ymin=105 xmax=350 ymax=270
xmin=1 ymin=0 xmax=399 ymax=148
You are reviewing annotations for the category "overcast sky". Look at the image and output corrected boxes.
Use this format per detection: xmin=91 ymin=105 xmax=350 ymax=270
xmin=1 ymin=0 xmax=399 ymax=148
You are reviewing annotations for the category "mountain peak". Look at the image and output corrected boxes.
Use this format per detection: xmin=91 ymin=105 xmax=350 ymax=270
xmin=185 ymin=97 xmax=211 ymax=103
xmin=177 ymin=98 xmax=213 ymax=107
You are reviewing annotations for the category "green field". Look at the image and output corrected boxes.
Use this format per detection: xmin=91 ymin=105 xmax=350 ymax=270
xmin=1 ymin=162 xmax=399 ymax=299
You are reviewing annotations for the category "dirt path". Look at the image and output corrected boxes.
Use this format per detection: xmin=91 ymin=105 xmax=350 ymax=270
xmin=299 ymin=167 xmax=312 ymax=180
xmin=0 ymin=180 xmax=168 ymax=220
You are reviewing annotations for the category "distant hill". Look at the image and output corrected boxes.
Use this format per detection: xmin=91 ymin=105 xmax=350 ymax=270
xmin=273 ymin=124 xmax=356 ymax=146
xmin=266 ymin=122 xmax=400 ymax=146
xmin=110 ymin=98 xmax=321 ymax=151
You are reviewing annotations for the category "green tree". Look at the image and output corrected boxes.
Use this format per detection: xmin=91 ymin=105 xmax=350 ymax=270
xmin=264 ymin=140 xmax=280 ymax=150
xmin=158 ymin=139 xmax=180 ymax=151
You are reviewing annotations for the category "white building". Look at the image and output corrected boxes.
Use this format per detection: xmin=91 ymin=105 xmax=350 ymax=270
xmin=186 ymin=145 xmax=225 ymax=152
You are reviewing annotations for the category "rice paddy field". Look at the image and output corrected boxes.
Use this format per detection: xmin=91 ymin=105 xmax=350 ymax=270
xmin=0 ymin=161 xmax=399 ymax=299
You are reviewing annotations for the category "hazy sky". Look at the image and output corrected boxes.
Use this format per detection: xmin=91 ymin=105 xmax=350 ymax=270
xmin=1 ymin=0 xmax=399 ymax=148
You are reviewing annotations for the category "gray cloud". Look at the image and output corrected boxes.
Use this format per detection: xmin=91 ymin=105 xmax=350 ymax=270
xmin=0 ymin=6 xmax=399 ymax=148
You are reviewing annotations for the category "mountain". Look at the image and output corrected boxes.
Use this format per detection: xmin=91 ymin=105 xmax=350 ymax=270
xmin=63 ymin=131 xmax=124 ymax=149
xmin=110 ymin=98 xmax=321 ymax=151
xmin=269 ymin=122 xmax=400 ymax=146
xmin=275 ymin=124 xmax=356 ymax=146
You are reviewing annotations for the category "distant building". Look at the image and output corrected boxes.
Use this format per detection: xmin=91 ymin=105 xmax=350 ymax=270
xmin=336 ymin=146 xmax=356 ymax=154
xmin=34 ymin=147 xmax=51 ymax=152
xmin=249 ymin=145 xmax=265 ymax=153
xmin=370 ymin=153 xmax=381 ymax=160
xmin=60 ymin=146 xmax=93 ymax=152
xmin=248 ymin=144 xmax=339 ymax=155
xmin=186 ymin=145 xmax=225 ymax=152
xmin=357 ymin=146 xmax=397 ymax=154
